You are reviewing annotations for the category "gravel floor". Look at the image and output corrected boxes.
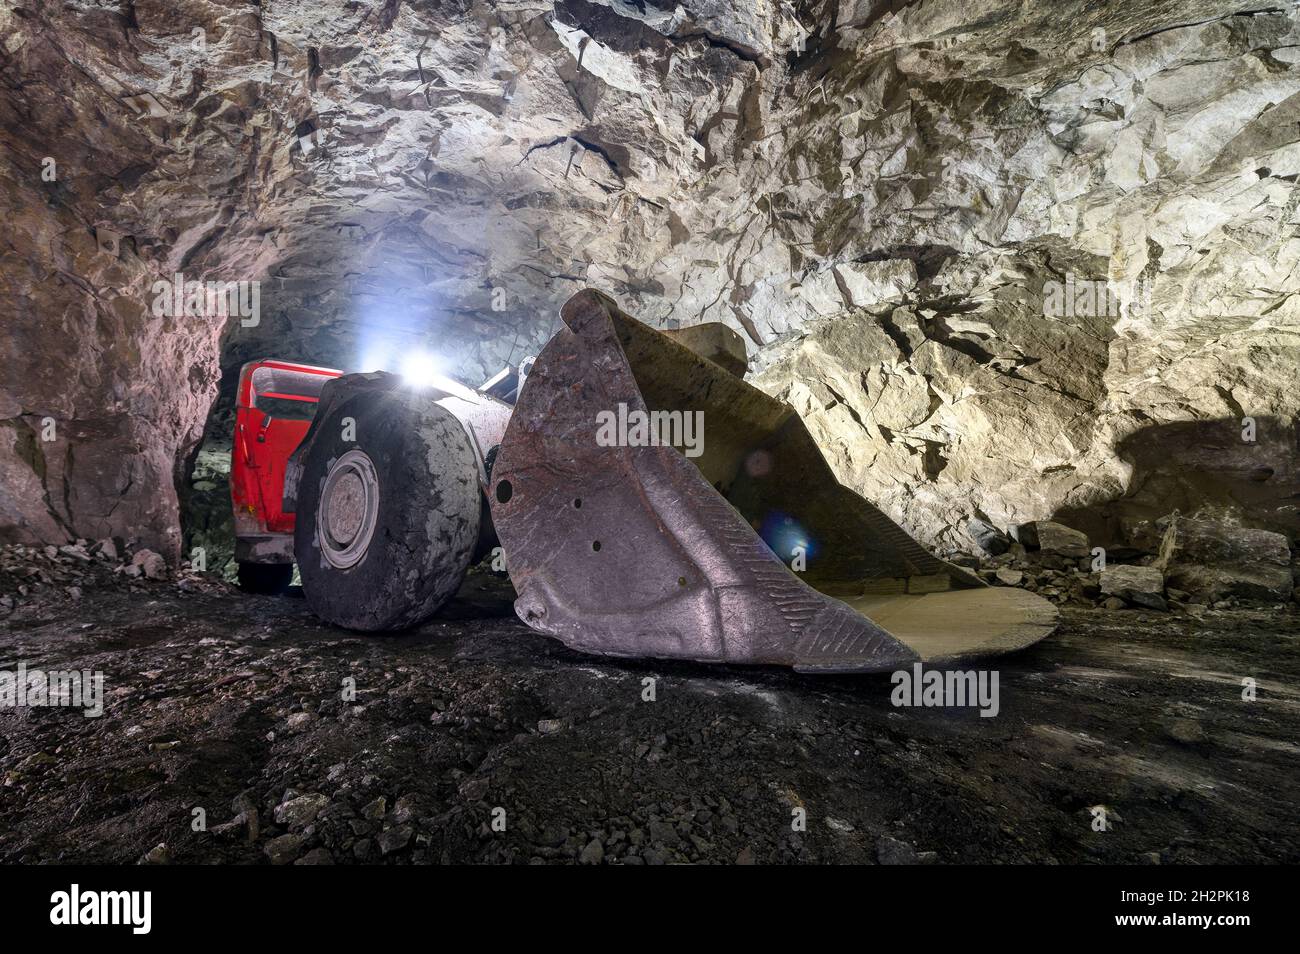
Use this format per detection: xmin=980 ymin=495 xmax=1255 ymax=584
xmin=1 ymin=565 xmax=1298 ymax=865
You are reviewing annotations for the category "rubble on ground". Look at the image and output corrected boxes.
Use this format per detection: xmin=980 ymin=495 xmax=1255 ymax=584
xmin=6 ymin=504 xmax=1296 ymax=622
xmin=966 ymin=516 xmax=1299 ymax=614
xmin=0 ymin=540 xmax=230 ymax=619
xmin=2 ymin=569 xmax=1297 ymax=864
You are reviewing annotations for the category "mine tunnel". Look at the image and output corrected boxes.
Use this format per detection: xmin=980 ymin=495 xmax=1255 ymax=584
xmin=1 ymin=0 xmax=1298 ymax=890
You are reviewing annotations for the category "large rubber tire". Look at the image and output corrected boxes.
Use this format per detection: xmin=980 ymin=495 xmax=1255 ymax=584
xmin=294 ymin=389 xmax=481 ymax=631
xmin=237 ymin=561 xmax=292 ymax=595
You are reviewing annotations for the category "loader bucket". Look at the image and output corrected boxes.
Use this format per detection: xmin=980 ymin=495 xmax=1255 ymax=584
xmin=488 ymin=290 xmax=1058 ymax=673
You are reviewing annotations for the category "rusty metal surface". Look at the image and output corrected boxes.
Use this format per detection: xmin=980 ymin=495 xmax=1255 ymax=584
xmin=488 ymin=289 xmax=1058 ymax=673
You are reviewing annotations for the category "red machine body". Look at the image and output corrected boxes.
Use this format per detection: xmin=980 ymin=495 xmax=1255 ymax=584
xmin=231 ymin=360 xmax=342 ymax=563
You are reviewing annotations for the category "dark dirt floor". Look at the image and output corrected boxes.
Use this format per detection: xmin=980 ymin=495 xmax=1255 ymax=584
xmin=1 ymin=570 xmax=1298 ymax=865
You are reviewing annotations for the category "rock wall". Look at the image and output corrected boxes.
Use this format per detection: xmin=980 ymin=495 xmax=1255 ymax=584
xmin=746 ymin=4 xmax=1300 ymax=552
xmin=2 ymin=0 xmax=1298 ymax=559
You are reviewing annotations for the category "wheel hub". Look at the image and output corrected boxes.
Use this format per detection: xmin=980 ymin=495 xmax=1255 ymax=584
xmin=317 ymin=449 xmax=380 ymax=569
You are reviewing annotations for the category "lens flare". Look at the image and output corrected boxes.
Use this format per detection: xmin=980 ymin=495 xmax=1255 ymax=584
xmin=758 ymin=512 xmax=816 ymax=568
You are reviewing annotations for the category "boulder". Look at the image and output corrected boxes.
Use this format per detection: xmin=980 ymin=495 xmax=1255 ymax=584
xmin=1163 ymin=518 xmax=1292 ymax=603
xmin=967 ymin=517 xmax=1010 ymax=555
xmin=1023 ymin=521 xmax=1090 ymax=559
xmin=1100 ymin=564 xmax=1167 ymax=611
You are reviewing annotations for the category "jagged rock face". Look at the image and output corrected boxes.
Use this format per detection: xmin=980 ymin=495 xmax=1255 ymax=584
xmin=747 ymin=4 xmax=1300 ymax=552
xmin=1 ymin=0 xmax=1298 ymax=557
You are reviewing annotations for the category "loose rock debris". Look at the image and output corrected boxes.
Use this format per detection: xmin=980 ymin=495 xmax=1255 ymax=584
xmin=2 ymin=556 xmax=1297 ymax=864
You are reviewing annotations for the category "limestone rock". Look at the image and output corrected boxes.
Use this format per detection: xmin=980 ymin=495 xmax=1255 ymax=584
xmin=1030 ymin=523 xmax=1091 ymax=559
xmin=968 ymin=517 xmax=1011 ymax=556
xmin=1164 ymin=518 xmax=1293 ymax=602
xmin=1100 ymin=565 xmax=1167 ymax=611
xmin=834 ymin=260 xmax=917 ymax=311
xmin=273 ymin=793 xmax=329 ymax=829
xmin=264 ymin=833 xmax=304 ymax=865
xmin=994 ymin=568 xmax=1024 ymax=587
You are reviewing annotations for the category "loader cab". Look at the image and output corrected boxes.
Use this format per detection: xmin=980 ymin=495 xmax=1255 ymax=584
xmin=231 ymin=360 xmax=342 ymax=584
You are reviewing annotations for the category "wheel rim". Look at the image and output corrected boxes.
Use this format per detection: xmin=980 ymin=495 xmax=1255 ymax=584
xmin=317 ymin=449 xmax=380 ymax=569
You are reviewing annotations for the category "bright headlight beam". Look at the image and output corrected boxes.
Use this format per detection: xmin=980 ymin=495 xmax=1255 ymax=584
xmin=399 ymin=351 xmax=442 ymax=388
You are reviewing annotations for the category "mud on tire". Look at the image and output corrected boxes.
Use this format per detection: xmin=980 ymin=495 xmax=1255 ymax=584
xmin=294 ymin=388 xmax=480 ymax=631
